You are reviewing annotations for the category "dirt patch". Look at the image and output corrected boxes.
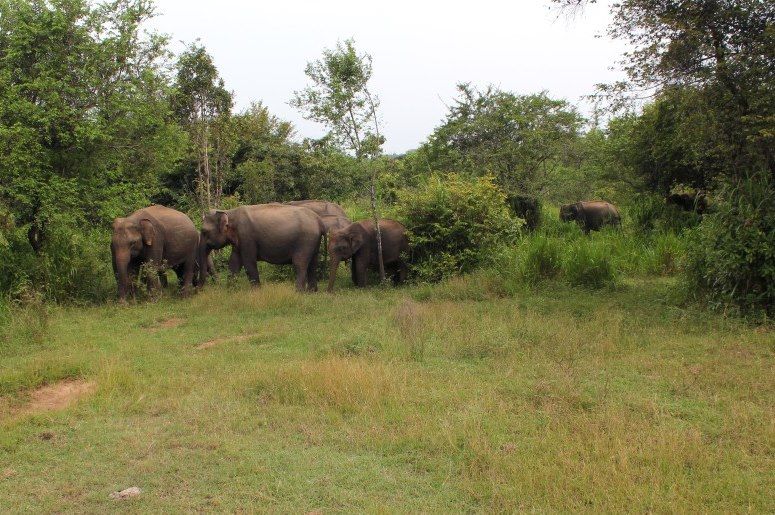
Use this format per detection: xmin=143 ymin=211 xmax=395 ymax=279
xmin=147 ymin=317 xmax=185 ymax=332
xmin=23 ymin=378 xmax=96 ymax=414
xmin=197 ymin=333 xmax=261 ymax=350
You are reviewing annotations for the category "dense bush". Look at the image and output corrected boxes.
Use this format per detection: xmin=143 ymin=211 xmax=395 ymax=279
xmin=629 ymin=193 xmax=702 ymax=233
xmin=0 ymin=221 xmax=114 ymax=304
xmin=685 ymin=174 xmax=775 ymax=316
xmin=396 ymin=174 xmax=521 ymax=282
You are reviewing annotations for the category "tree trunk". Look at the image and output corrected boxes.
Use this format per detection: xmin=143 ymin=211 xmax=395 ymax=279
xmin=369 ymin=166 xmax=386 ymax=283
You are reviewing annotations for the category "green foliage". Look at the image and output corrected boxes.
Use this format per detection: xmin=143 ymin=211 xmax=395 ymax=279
xmin=0 ymin=220 xmax=114 ymax=303
xmin=396 ymin=174 xmax=521 ymax=282
xmin=685 ymin=173 xmax=775 ymax=316
xmin=629 ymin=193 xmax=702 ymax=233
xmin=0 ymin=0 xmax=185 ymax=300
xmin=0 ymin=0 xmax=185 ymax=228
xmin=291 ymin=38 xmax=383 ymax=159
xmin=418 ymin=84 xmax=585 ymax=197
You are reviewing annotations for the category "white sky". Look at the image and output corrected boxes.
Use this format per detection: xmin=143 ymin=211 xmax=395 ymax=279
xmin=148 ymin=0 xmax=627 ymax=154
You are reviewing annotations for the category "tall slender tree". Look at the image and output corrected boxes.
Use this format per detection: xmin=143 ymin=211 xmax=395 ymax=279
xmin=172 ymin=44 xmax=233 ymax=208
xmin=291 ymin=39 xmax=387 ymax=282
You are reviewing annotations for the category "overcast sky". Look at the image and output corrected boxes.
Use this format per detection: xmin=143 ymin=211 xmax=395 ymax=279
xmin=148 ymin=1 xmax=627 ymax=154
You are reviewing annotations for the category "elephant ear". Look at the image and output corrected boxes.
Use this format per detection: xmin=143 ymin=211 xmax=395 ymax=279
xmin=349 ymin=224 xmax=367 ymax=252
xmin=217 ymin=211 xmax=229 ymax=233
xmin=139 ymin=219 xmax=155 ymax=246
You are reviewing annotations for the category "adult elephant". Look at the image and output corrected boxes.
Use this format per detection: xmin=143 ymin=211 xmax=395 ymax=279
xmin=559 ymin=201 xmax=621 ymax=234
xmin=319 ymin=214 xmax=351 ymax=233
xmin=198 ymin=204 xmax=325 ymax=292
xmin=285 ymin=200 xmax=348 ymax=218
xmin=666 ymin=192 xmax=707 ymax=214
xmin=327 ymin=219 xmax=408 ymax=292
xmin=111 ymin=205 xmax=198 ymax=301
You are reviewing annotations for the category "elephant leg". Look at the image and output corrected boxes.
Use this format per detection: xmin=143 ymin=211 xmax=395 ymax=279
xmin=144 ymin=265 xmax=162 ymax=296
xmin=180 ymin=257 xmax=195 ymax=296
xmin=353 ymin=256 xmax=368 ymax=287
xmin=241 ymin=246 xmax=260 ymax=286
xmin=228 ymin=247 xmax=242 ymax=277
xmin=393 ymin=260 xmax=408 ymax=285
xmin=127 ymin=261 xmax=141 ymax=297
xmin=291 ymin=254 xmax=308 ymax=292
xmin=158 ymin=270 xmax=169 ymax=289
xmin=306 ymin=249 xmax=319 ymax=292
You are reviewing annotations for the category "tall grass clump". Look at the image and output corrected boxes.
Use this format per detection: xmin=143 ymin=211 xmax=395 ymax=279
xmin=397 ymin=173 xmax=521 ymax=282
xmin=517 ymin=235 xmax=563 ymax=283
xmin=562 ymin=238 xmax=618 ymax=288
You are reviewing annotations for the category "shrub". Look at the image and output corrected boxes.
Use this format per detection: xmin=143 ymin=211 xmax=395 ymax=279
xmin=684 ymin=173 xmax=775 ymax=316
xmin=396 ymin=174 xmax=521 ymax=282
xmin=0 ymin=220 xmax=114 ymax=304
xmin=630 ymin=193 xmax=702 ymax=233
xmin=562 ymin=239 xmax=618 ymax=289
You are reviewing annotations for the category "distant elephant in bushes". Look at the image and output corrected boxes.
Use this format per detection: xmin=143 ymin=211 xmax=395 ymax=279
xmin=666 ymin=192 xmax=707 ymax=214
xmin=559 ymin=201 xmax=621 ymax=234
xmin=507 ymin=194 xmax=541 ymax=230
xmin=285 ymin=200 xmax=348 ymax=218
xmin=198 ymin=204 xmax=325 ymax=291
xmin=327 ymin=219 xmax=409 ymax=292
xmin=111 ymin=205 xmax=198 ymax=301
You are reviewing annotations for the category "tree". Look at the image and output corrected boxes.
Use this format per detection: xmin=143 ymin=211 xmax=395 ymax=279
xmin=0 ymin=0 xmax=185 ymax=249
xmin=291 ymin=39 xmax=387 ymax=281
xmin=552 ymin=0 xmax=775 ymax=314
xmin=172 ymin=44 xmax=233 ymax=208
xmin=553 ymin=0 xmax=774 ymax=181
xmin=419 ymin=84 xmax=585 ymax=197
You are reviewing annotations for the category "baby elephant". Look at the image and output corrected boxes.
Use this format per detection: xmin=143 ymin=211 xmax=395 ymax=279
xmin=327 ymin=219 xmax=409 ymax=292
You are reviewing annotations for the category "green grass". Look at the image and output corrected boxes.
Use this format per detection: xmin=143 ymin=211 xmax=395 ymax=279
xmin=0 ymin=272 xmax=773 ymax=512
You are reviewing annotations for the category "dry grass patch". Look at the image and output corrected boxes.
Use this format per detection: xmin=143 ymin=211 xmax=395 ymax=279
xmin=253 ymin=356 xmax=408 ymax=413
xmin=144 ymin=316 xmax=185 ymax=332
xmin=197 ymin=333 xmax=263 ymax=350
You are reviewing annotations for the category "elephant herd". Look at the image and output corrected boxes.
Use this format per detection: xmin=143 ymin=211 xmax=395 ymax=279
xmin=114 ymin=195 xmax=697 ymax=300
xmin=110 ymin=200 xmax=409 ymax=301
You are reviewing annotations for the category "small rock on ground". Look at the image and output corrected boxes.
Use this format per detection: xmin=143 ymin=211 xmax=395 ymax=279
xmin=110 ymin=486 xmax=141 ymax=499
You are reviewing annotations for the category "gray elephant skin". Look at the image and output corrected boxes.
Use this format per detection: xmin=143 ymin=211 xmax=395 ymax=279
xmin=559 ymin=201 xmax=621 ymax=233
xmin=111 ymin=205 xmax=198 ymax=301
xmin=285 ymin=200 xmax=348 ymax=219
xmin=327 ymin=219 xmax=409 ymax=292
xmin=198 ymin=204 xmax=325 ymax=291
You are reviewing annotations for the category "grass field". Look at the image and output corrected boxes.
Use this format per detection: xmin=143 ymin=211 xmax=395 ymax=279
xmin=0 ymin=272 xmax=773 ymax=512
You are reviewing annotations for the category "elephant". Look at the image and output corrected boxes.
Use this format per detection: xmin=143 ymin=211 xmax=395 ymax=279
xmin=559 ymin=201 xmax=621 ymax=234
xmin=326 ymin=219 xmax=409 ymax=292
xmin=319 ymin=214 xmax=352 ymax=233
xmin=666 ymin=192 xmax=707 ymax=214
xmin=198 ymin=203 xmax=325 ymax=292
xmin=285 ymin=200 xmax=348 ymax=218
xmin=507 ymin=194 xmax=541 ymax=231
xmin=111 ymin=205 xmax=198 ymax=301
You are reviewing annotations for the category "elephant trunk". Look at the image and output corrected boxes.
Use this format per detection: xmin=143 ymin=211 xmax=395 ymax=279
xmin=327 ymin=254 xmax=341 ymax=292
xmin=112 ymin=245 xmax=131 ymax=300
xmin=197 ymin=241 xmax=211 ymax=287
